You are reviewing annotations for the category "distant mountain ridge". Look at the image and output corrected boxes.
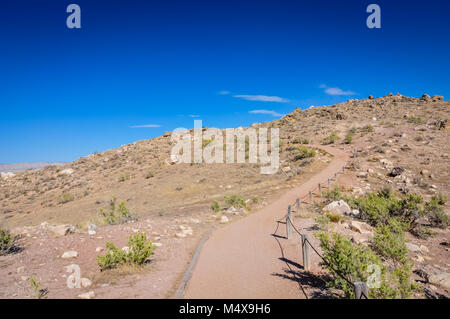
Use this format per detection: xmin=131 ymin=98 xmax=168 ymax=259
xmin=0 ymin=162 xmax=66 ymax=173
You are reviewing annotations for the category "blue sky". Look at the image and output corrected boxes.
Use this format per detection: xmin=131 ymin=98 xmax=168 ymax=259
xmin=1 ymin=0 xmax=449 ymax=163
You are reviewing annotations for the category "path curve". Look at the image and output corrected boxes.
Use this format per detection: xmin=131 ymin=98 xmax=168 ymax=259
xmin=183 ymin=145 xmax=350 ymax=299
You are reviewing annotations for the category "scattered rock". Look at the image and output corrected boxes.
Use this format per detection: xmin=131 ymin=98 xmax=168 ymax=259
xmin=220 ymin=216 xmax=229 ymax=224
xmin=95 ymin=247 xmax=103 ymax=252
xmin=323 ymin=200 xmax=351 ymax=216
xmin=60 ymin=169 xmax=74 ymax=175
xmin=405 ymin=243 xmax=421 ymax=253
xmin=356 ymin=172 xmax=368 ymax=178
xmin=0 ymin=172 xmax=15 ymax=180
xmin=78 ymin=291 xmax=95 ymax=299
xmin=50 ymin=224 xmax=75 ymax=237
xmin=348 ymin=221 xmax=373 ymax=235
xmin=389 ymin=167 xmax=405 ymax=177
xmin=153 ymin=242 xmax=162 ymax=247
xmin=431 ymin=95 xmax=444 ymax=102
xmin=429 ymin=272 xmax=450 ymax=290
xmin=421 ymin=94 xmax=431 ymax=101
xmin=61 ymin=250 xmax=78 ymax=259
xmin=88 ymin=223 xmax=97 ymax=235
xmin=419 ymin=245 xmax=429 ymax=253
xmin=81 ymin=278 xmax=92 ymax=288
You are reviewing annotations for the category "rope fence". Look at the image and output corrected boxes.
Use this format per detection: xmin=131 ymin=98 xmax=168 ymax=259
xmin=279 ymin=165 xmax=369 ymax=299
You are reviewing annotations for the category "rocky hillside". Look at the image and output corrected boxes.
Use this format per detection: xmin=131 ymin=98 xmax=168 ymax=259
xmin=0 ymin=93 xmax=448 ymax=299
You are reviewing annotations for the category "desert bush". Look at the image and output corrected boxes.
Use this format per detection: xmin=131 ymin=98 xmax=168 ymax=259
xmin=344 ymin=133 xmax=353 ymax=144
xmin=29 ymin=276 xmax=47 ymax=299
xmin=318 ymin=232 xmax=384 ymax=298
xmin=97 ymin=233 xmax=155 ymax=271
xmin=211 ymin=200 xmax=221 ymax=213
xmin=319 ymin=232 xmax=416 ymax=299
xmin=99 ymin=196 xmax=138 ymax=225
xmin=293 ymin=137 xmax=309 ymax=144
xmin=322 ymin=131 xmax=339 ymax=145
xmin=372 ymin=218 xmax=409 ymax=265
xmin=349 ymin=188 xmax=423 ymax=229
xmin=251 ymin=196 xmax=260 ymax=204
xmin=0 ymin=229 xmax=14 ymax=255
xmin=117 ymin=173 xmax=129 ymax=182
xmin=294 ymin=146 xmax=316 ymax=160
xmin=362 ymin=124 xmax=374 ymax=133
xmin=424 ymin=194 xmax=449 ymax=228
xmin=323 ymin=186 xmax=343 ymax=202
xmin=202 ymin=138 xmax=213 ymax=148
xmin=144 ymin=171 xmax=154 ymax=179
xmin=224 ymin=195 xmax=247 ymax=209
xmin=406 ymin=116 xmax=423 ymax=125
xmin=58 ymin=192 xmax=74 ymax=204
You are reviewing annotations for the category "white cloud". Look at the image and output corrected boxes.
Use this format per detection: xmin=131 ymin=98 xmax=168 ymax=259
xmin=320 ymin=84 xmax=356 ymax=96
xmin=233 ymin=95 xmax=290 ymax=103
xmin=249 ymin=110 xmax=284 ymax=117
xmin=188 ymin=114 xmax=200 ymax=118
xmin=129 ymin=124 xmax=161 ymax=128
xmin=218 ymin=90 xmax=231 ymax=95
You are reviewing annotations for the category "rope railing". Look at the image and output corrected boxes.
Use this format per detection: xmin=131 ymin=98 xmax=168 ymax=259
xmin=277 ymin=165 xmax=369 ymax=299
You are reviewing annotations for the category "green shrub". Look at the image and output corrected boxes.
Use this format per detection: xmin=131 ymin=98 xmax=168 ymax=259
xmin=319 ymin=232 xmax=416 ymax=299
xmin=97 ymin=233 xmax=156 ymax=271
xmin=293 ymin=137 xmax=309 ymax=144
xmin=202 ymin=138 xmax=213 ymax=148
xmin=323 ymin=186 xmax=343 ymax=202
xmin=99 ymin=196 xmax=138 ymax=225
xmin=58 ymin=192 xmax=74 ymax=204
xmin=294 ymin=146 xmax=316 ymax=160
xmin=406 ymin=116 xmax=423 ymax=125
xmin=144 ymin=171 xmax=154 ymax=179
xmin=318 ymin=232 xmax=384 ymax=298
xmin=211 ymin=200 xmax=221 ymax=213
xmin=0 ymin=229 xmax=14 ymax=255
xmin=117 ymin=173 xmax=129 ymax=182
xmin=29 ymin=276 xmax=47 ymax=299
xmin=362 ymin=124 xmax=374 ymax=133
xmin=251 ymin=197 xmax=260 ymax=204
xmin=372 ymin=218 xmax=408 ymax=265
xmin=424 ymin=194 xmax=448 ymax=228
xmin=224 ymin=195 xmax=247 ymax=209
xmin=344 ymin=133 xmax=353 ymax=144
xmin=322 ymin=131 xmax=339 ymax=145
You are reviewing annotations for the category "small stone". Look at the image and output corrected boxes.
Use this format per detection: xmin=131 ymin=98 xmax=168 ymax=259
xmin=153 ymin=243 xmax=162 ymax=247
xmin=81 ymin=278 xmax=92 ymax=288
xmin=95 ymin=247 xmax=104 ymax=252
xmin=419 ymin=245 xmax=429 ymax=253
xmin=220 ymin=216 xmax=229 ymax=224
xmin=61 ymin=250 xmax=78 ymax=259
xmin=78 ymin=291 xmax=95 ymax=299
xmin=405 ymin=243 xmax=421 ymax=253
xmin=88 ymin=223 xmax=97 ymax=235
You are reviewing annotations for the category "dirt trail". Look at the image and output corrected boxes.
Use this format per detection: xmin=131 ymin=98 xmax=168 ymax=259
xmin=183 ymin=145 xmax=350 ymax=299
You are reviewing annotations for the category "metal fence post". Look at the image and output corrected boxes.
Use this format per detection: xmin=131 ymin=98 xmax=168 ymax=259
xmin=353 ymin=282 xmax=369 ymax=299
xmin=301 ymin=234 xmax=310 ymax=271
xmin=286 ymin=205 xmax=292 ymax=239
xmin=318 ymin=183 xmax=322 ymax=195
xmin=296 ymin=197 xmax=300 ymax=212
xmin=342 ymin=166 xmax=345 ymax=173
xmin=309 ymin=191 xmax=313 ymax=204
xmin=328 ymin=178 xmax=330 ymax=188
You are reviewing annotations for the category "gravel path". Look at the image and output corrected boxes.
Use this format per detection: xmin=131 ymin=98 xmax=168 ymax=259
xmin=183 ymin=145 xmax=350 ymax=298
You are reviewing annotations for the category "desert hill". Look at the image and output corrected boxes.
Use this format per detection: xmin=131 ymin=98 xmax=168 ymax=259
xmin=0 ymin=93 xmax=449 ymax=299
